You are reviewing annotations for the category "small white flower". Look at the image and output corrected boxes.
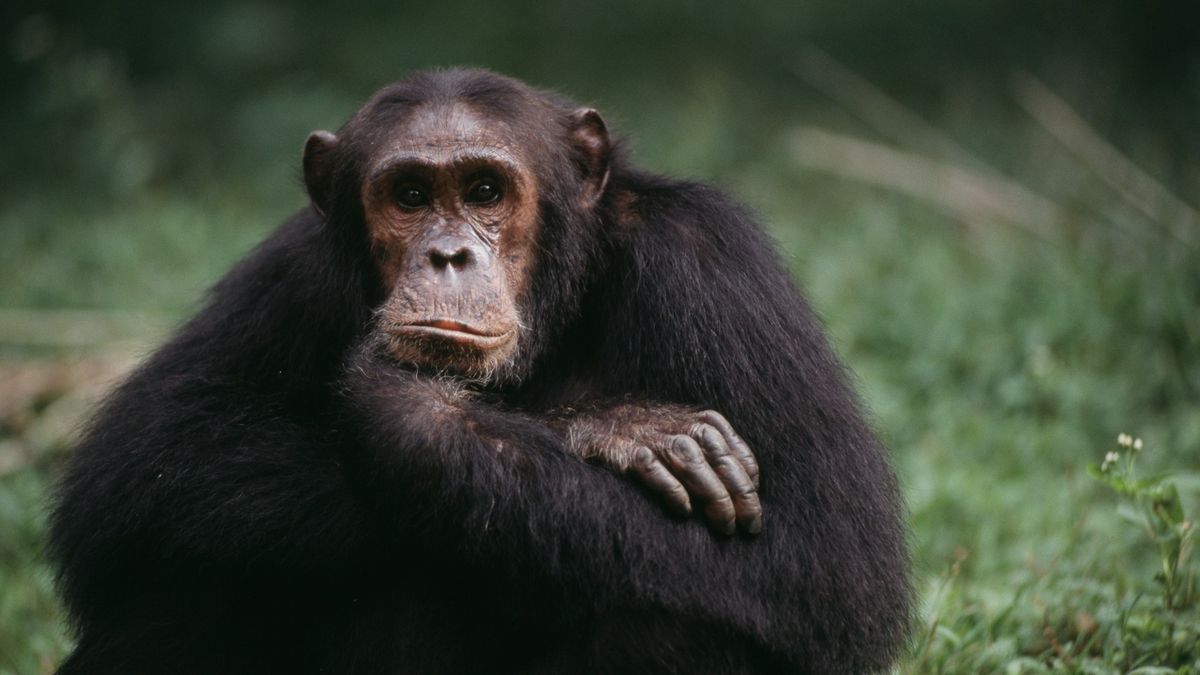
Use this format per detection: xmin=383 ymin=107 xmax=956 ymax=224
xmin=1102 ymin=451 xmax=1120 ymax=471
xmin=1117 ymin=433 xmax=1132 ymax=447
xmin=1132 ymin=437 xmax=1143 ymax=451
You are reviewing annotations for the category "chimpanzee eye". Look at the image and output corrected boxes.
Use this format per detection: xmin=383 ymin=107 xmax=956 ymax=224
xmin=394 ymin=184 xmax=429 ymax=209
xmin=465 ymin=177 xmax=502 ymax=205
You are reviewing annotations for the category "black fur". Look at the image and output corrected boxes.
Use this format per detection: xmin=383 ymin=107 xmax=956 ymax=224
xmin=48 ymin=69 xmax=910 ymax=674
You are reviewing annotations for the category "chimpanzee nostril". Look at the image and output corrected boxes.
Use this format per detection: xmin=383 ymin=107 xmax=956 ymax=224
xmin=428 ymin=245 xmax=473 ymax=271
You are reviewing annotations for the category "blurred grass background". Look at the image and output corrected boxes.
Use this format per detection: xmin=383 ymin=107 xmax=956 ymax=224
xmin=2 ymin=1 xmax=1199 ymax=672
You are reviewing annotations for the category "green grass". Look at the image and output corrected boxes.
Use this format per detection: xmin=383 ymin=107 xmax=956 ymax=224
xmin=2 ymin=3 xmax=1199 ymax=673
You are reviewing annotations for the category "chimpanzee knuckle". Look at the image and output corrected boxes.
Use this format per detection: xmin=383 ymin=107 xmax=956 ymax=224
xmin=631 ymin=445 xmax=656 ymax=470
xmin=641 ymin=451 xmax=671 ymax=475
xmin=704 ymin=429 xmax=738 ymax=461
xmin=727 ymin=437 xmax=760 ymax=472
xmin=669 ymin=435 xmax=704 ymax=465
xmin=711 ymin=493 xmax=734 ymax=510
xmin=744 ymin=456 xmax=761 ymax=475
xmin=728 ymin=477 xmax=758 ymax=499
xmin=647 ymin=431 xmax=673 ymax=453
xmin=711 ymin=453 xmax=748 ymax=481
xmin=690 ymin=423 xmax=716 ymax=444
xmin=738 ymin=492 xmax=762 ymax=514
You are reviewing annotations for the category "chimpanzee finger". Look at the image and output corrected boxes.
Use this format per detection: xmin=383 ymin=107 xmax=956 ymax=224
xmin=630 ymin=446 xmax=692 ymax=518
xmin=665 ymin=435 xmax=736 ymax=535
xmin=698 ymin=410 xmax=759 ymax=488
xmin=693 ymin=425 xmax=763 ymax=535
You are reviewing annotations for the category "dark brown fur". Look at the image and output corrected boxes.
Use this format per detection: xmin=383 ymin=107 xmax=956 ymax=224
xmin=48 ymin=68 xmax=911 ymax=674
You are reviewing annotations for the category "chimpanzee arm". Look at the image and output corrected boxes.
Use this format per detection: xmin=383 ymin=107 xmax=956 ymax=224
xmin=337 ymin=359 xmax=781 ymax=644
xmin=47 ymin=212 xmax=375 ymax=656
xmin=594 ymin=174 xmax=913 ymax=669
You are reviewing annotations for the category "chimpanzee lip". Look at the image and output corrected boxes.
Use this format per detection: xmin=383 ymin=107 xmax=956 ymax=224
xmin=391 ymin=320 xmax=514 ymax=348
xmin=409 ymin=319 xmax=495 ymax=336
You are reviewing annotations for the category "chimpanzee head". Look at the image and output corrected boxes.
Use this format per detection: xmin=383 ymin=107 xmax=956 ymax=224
xmin=302 ymin=69 xmax=613 ymax=382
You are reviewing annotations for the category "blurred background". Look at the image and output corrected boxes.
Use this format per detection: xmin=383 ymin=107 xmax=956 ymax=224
xmin=2 ymin=0 xmax=1198 ymax=672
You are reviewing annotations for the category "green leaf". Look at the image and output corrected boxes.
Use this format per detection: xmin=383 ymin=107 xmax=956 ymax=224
xmin=1131 ymin=474 xmax=1169 ymax=492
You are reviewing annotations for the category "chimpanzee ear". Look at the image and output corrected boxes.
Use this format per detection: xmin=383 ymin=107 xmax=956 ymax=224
xmin=303 ymin=130 xmax=339 ymax=219
xmin=568 ymin=108 xmax=611 ymax=205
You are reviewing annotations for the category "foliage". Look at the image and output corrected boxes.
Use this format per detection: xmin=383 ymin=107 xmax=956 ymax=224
xmin=1088 ymin=436 xmax=1197 ymax=669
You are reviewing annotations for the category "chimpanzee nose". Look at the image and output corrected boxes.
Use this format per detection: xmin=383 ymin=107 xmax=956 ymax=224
xmin=426 ymin=240 xmax=475 ymax=272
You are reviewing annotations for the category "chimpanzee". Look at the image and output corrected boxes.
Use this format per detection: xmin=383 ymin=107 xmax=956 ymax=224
xmin=48 ymin=68 xmax=910 ymax=674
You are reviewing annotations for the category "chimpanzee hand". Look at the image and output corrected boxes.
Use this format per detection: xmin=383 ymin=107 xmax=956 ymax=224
xmin=561 ymin=405 xmax=762 ymax=535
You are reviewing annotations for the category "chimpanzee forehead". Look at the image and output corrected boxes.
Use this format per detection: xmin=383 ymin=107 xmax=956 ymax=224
xmin=368 ymin=102 xmax=525 ymax=165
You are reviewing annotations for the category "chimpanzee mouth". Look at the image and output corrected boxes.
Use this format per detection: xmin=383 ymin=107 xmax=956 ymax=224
xmin=390 ymin=319 xmax=514 ymax=349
